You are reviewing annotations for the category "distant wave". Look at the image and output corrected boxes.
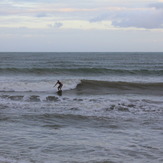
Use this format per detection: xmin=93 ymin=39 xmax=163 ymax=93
xmin=0 ymin=67 xmax=163 ymax=76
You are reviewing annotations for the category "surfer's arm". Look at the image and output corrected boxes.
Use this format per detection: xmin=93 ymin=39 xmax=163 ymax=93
xmin=54 ymin=82 xmax=58 ymax=87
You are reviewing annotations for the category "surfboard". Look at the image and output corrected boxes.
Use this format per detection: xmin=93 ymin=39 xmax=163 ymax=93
xmin=57 ymin=90 xmax=62 ymax=96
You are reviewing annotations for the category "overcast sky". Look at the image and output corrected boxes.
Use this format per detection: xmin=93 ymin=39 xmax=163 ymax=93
xmin=0 ymin=0 xmax=163 ymax=52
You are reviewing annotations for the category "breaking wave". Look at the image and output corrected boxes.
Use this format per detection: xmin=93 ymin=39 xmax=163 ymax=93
xmin=74 ymin=80 xmax=163 ymax=95
xmin=0 ymin=79 xmax=163 ymax=95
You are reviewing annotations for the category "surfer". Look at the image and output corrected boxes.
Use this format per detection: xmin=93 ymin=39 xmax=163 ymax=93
xmin=54 ymin=80 xmax=63 ymax=91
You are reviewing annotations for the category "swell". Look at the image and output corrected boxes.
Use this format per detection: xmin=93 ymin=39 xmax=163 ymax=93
xmin=0 ymin=67 xmax=163 ymax=76
xmin=78 ymin=80 xmax=163 ymax=89
xmin=75 ymin=80 xmax=163 ymax=95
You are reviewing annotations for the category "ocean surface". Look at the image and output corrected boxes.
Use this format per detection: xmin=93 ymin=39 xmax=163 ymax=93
xmin=0 ymin=52 xmax=163 ymax=163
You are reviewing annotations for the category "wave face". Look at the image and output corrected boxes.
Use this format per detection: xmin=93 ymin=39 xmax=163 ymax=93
xmin=74 ymin=80 xmax=163 ymax=95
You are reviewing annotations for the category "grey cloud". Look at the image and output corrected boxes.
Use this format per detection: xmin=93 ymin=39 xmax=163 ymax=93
xmin=90 ymin=7 xmax=163 ymax=29
xmin=54 ymin=22 xmax=63 ymax=28
xmin=148 ymin=2 xmax=163 ymax=9
xmin=112 ymin=9 xmax=163 ymax=29
xmin=48 ymin=22 xmax=63 ymax=28
xmin=90 ymin=13 xmax=110 ymax=22
xmin=36 ymin=13 xmax=48 ymax=18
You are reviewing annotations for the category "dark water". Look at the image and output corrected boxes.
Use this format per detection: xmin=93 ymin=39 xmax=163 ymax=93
xmin=0 ymin=52 xmax=163 ymax=163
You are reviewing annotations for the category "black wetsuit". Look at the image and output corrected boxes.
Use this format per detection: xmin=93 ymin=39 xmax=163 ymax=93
xmin=57 ymin=81 xmax=63 ymax=91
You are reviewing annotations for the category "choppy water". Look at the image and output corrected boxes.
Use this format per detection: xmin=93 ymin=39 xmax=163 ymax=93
xmin=0 ymin=52 xmax=163 ymax=163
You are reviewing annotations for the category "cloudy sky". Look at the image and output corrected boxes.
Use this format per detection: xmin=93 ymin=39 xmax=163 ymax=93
xmin=0 ymin=0 xmax=163 ymax=52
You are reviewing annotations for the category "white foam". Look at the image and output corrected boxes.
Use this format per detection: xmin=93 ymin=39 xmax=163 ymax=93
xmin=0 ymin=156 xmax=30 ymax=163
xmin=62 ymin=79 xmax=81 ymax=90
xmin=0 ymin=79 xmax=81 ymax=92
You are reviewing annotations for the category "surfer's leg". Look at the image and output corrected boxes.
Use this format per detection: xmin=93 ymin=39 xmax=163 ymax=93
xmin=58 ymin=86 xmax=61 ymax=90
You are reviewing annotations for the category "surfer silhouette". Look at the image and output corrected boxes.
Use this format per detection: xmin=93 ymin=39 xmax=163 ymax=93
xmin=54 ymin=80 xmax=63 ymax=91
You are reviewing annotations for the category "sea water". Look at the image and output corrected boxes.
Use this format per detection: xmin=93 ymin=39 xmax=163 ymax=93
xmin=0 ymin=52 xmax=163 ymax=163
